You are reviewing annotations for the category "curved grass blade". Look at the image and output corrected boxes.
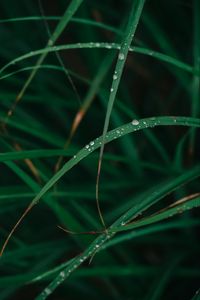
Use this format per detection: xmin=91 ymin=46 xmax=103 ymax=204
xmin=0 ymin=116 xmax=199 ymax=256
xmin=101 ymin=219 xmax=200 ymax=251
xmin=0 ymin=149 xmax=73 ymax=162
xmin=0 ymin=65 xmax=88 ymax=83
xmin=0 ymin=43 xmax=195 ymax=77
xmin=0 ymin=16 xmax=122 ymax=36
xmin=110 ymin=193 xmax=200 ymax=233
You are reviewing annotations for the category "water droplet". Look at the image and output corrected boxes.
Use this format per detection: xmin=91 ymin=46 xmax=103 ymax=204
xmin=73 ymin=155 xmax=76 ymax=159
xmin=131 ymin=119 xmax=139 ymax=125
xmin=90 ymin=141 xmax=94 ymax=146
xmin=118 ymin=53 xmax=125 ymax=60
xmin=106 ymin=44 xmax=112 ymax=49
xmin=113 ymin=74 xmax=118 ymax=80
xmin=96 ymin=43 xmax=100 ymax=47
xmin=45 ymin=288 xmax=51 ymax=295
xmin=85 ymin=145 xmax=89 ymax=149
xmin=60 ymin=271 xmax=65 ymax=278
xmin=110 ymin=88 xmax=114 ymax=92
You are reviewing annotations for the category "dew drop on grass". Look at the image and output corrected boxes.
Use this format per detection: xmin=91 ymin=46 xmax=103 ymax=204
xmin=85 ymin=145 xmax=89 ymax=149
xmin=90 ymin=141 xmax=94 ymax=146
xmin=118 ymin=53 xmax=125 ymax=60
xmin=44 ymin=288 xmax=51 ymax=296
xmin=110 ymin=88 xmax=114 ymax=92
xmin=106 ymin=44 xmax=112 ymax=49
xmin=131 ymin=119 xmax=139 ymax=125
xmin=113 ymin=74 xmax=118 ymax=80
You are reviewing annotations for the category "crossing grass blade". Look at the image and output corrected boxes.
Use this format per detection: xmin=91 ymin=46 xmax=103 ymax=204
xmin=35 ymin=159 xmax=200 ymax=299
xmin=96 ymin=0 xmax=146 ymax=229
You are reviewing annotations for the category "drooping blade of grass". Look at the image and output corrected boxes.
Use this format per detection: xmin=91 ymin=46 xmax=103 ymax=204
xmin=101 ymin=219 xmax=200 ymax=251
xmin=1 ymin=116 xmax=199 ymax=258
xmin=96 ymin=0 xmax=146 ymax=230
xmin=0 ymin=16 xmax=122 ymax=36
xmin=0 ymin=64 xmax=89 ymax=83
xmin=35 ymin=159 xmax=200 ymax=300
xmin=0 ymin=43 xmax=195 ymax=77
xmin=189 ymin=0 xmax=200 ymax=158
xmin=4 ymin=0 xmax=84 ymax=120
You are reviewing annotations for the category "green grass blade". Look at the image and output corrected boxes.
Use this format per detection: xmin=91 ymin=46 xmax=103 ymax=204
xmin=0 ymin=43 xmax=195 ymax=77
xmin=96 ymin=0 xmax=146 ymax=228
xmin=111 ymin=193 xmax=200 ymax=232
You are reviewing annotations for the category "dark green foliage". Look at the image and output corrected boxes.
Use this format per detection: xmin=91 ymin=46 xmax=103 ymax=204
xmin=0 ymin=0 xmax=199 ymax=299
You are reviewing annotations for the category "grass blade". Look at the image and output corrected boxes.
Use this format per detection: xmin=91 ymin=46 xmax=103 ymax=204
xmin=96 ymin=0 xmax=146 ymax=230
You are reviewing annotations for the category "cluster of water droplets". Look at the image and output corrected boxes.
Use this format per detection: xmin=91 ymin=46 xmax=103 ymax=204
xmin=85 ymin=140 xmax=96 ymax=152
xmin=118 ymin=52 xmax=125 ymax=61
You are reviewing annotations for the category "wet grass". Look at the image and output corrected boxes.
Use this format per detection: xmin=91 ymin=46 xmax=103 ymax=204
xmin=0 ymin=0 xmax=200 ymax=299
